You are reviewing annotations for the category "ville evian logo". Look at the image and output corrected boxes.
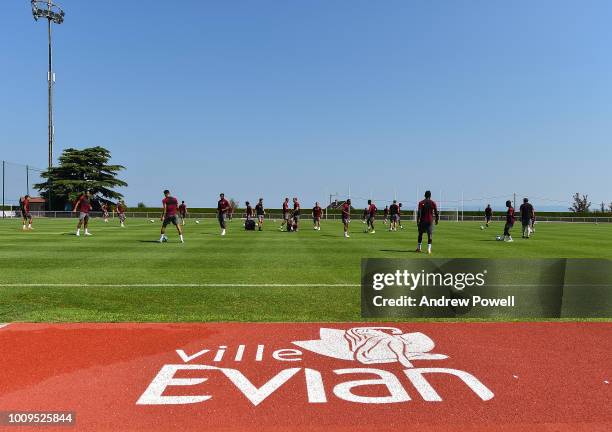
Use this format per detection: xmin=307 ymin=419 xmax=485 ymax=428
xmin=137 ymin=327 xmax=494 ymax=406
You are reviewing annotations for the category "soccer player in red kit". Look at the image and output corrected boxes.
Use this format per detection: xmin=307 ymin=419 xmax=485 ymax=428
xmin=389 ymin=200 xmax=399 ymax=231
xmin=342 ymin=199 xmax=351 ymax=238
xmin=255 ymin=198 xmax=265 ymax=231
xmin=20 ymin=195 xmax=33 ymax=230
xmin=519 ymin=198 xmax=535 ymax=238
xmin=245 ymin=201 xmax=253 ymax=221
xmin=484 ymin=204 xmax=493 ymax=228
xmin=73 ymin=191 xmax=93 ymax=236
xmin=416 ymin=190 xmax=439 ymax=254
xmin=217 ymin=193 xmax=231 ymax=236
xmin=292 ymin=197 xmax=301 ymax=232
xmin=312 ymin=202 xmax=323 ymax=230
xmin=159 ymin=190 xmax=184 ymax=243
xmin=503 ymin=200 xmax=515 ymax=242
xmin=366 ymin=199 xmax=377 ymax=234
xmin=397 ymin=203 xmax=404 ymax=229
xmin=280 ymin=197 xmax=290 ymax=231
xmin=178 ymin=201 xmax=188 ymax=225
xmin=116 ymin=200 xmax=127 ymax=227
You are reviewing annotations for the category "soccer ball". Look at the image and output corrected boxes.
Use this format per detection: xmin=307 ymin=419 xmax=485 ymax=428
xmin=150 ymin=219 xmax=155 ymax=223
xmin=480 ymin=226 xmax=484 ymax=230
xmin=496 ymin=235 xmax=503 ymax=241
xmin=195 ymin=220 xmax=200 ymax=224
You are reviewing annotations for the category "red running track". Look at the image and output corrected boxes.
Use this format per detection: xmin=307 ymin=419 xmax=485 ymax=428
xmin=0 ymin=322 xmax=610 ymax=431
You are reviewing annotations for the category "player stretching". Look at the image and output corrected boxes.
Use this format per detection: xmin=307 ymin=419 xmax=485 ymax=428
xmin=519 ymin=198 xmax=535 ymax=239
xmin=280 ymin=197 xmax=290 ymax=231
xmin=502 ymin=200 xmax=515 ymax=242
xmin=416 ymin=191 xmax=439 ymax=254
xmin=383 ymin=205 xmax=389 ymax=225
xmin=159 ymin=190 xmax=184 ymax=243
xmin=74 ymin=192 xmax=92 ymax=236
xmin=342 ymin=199 xmax=351 ymax=238
xmin=217 ymin=193 xmax=231 ymax=236
xmin=312 ymin=202 xmax=322 ymax=230
xmin=116 ymin=200 xmax=127 ymax=227
xmin=389 ymin=200 xmax=399 ymax=231
xmin=19 ymin=195 xmax=33 ymax=230
xmin=484 ymin=204 xmax=493 ymax=227
xmin=366 ymin=200 xmax=377 ymax=234
xmin=178 ymin=201 xmax=188 ymax=225
xmin=292 ymin=197 xmax=301 ymax=232
xmin=255 ymin=198 xmax=265 ymax=231
xmin=101 ymin=203 xmax=109 ymax=223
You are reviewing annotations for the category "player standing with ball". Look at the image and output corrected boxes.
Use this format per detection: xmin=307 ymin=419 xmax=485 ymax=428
xmin=159 ymin=190 xmax=184 ymax=243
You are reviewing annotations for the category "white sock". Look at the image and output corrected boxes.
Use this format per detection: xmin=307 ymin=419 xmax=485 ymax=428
xmin=428 ymin=244 xmax=432 ymax=253
xmin=418 ymin=243 xmax=422 ymax=250
xmin=22 ymin=225 xmax=26 ymax=229
xmin=160 ymin=234 xmax=165 ymax=241
xmin=28 ymin=224 xmax=32 ymax=228
xmin=85 ymin=229 xmax=89 ymax=234
xmin=179 ymin=234 xmax=184 ymax=242
xmin=76 ymin=229 xmax=80 ymax=235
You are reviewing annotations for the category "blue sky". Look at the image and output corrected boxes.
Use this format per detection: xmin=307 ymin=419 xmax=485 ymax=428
xmin=1 ymin=0 xmax=611 ymax=210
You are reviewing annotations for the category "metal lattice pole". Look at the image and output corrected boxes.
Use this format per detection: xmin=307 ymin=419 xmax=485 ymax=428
xmin=32 ymin=1 xmax=64 ymax=208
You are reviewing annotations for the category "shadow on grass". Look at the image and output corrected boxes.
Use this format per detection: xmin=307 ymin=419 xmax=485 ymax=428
xmin=379 ymin=249 xmax=414 ymax=253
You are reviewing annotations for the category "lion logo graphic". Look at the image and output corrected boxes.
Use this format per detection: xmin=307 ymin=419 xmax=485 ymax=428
xmin=293 ymin=327 xmax=447 ymax=368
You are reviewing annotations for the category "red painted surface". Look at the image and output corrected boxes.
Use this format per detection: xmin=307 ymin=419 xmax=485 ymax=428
xmin=0 ymin=323 xmax=610 ymax=431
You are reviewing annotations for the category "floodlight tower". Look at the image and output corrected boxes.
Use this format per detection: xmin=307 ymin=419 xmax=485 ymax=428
xmin=31 ymin=0 xmax=65 ymax=170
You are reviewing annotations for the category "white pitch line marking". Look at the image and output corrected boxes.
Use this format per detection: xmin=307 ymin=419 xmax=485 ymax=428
xmin=0 ymin=323 xmax=10 ymax=329
xmin=0 ymin=283 xmax=360 ymax=288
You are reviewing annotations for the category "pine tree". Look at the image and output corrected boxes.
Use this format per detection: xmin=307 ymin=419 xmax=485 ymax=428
xmin=35 ymin=146 xmax=127 ymax=210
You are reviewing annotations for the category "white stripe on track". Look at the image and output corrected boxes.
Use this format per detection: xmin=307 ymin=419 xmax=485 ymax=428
xmin=0 ymin=323 xmax=10 ymax=329
xmin=0 ymin=283 xmax=359 ymax=288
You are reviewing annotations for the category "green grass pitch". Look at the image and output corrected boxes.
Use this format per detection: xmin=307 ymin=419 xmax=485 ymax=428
xmin=1 ymin=217 xmax=611 ymax=322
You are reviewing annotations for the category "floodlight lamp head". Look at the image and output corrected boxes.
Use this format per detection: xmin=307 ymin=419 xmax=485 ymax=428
xmin=31 ymin=1 xmax=65 ymax=24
